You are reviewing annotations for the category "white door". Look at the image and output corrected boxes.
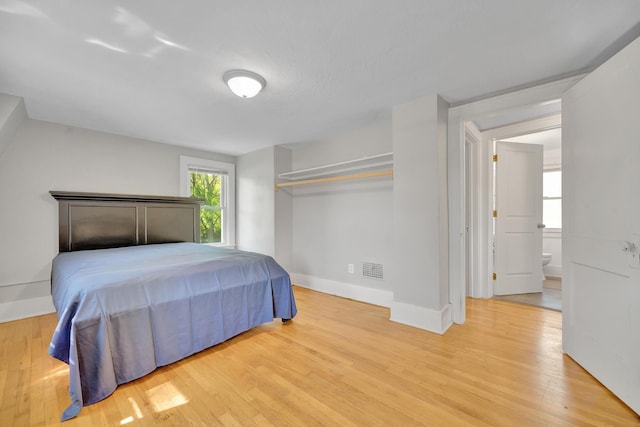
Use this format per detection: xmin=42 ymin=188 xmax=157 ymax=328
xmin=494 ymin=141 xmax=543 ymax=295
xmin=562 ymin=36 xmax=640 ymax=413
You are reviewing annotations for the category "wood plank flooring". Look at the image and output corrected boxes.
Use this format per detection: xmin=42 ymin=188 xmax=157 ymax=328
xmin=1 ymin=286 xmax=638 ymax=426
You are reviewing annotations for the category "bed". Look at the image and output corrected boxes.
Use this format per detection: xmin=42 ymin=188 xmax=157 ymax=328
xmin=48 ymin=191 xmax=297 ymax=421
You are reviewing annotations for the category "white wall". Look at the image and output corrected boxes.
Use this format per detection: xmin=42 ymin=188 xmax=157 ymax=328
xmin=543 ymin=230 xmax=562 ymax=278
xmin=236 ymin=146 xmax=294 ymax=270
xmin=236 ymin=146 xmax=276 ymax=257
xmin=274 ymin=146 xmax=293 ymax=271
xmin=0 ymin=93 xmax=26 ymax=157
xmin=288 ymin=119 xmax=394 ymax=307
xmin=0 ymin=117 xmax=233 ymax=321
xmin=391 ymin=95 xmax=450 ymax=333
xmin=288 ymin=97 xmax=452 ymax=333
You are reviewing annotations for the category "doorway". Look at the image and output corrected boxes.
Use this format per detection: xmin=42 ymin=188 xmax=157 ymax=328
xmin=463 ymin=114 xmax=563 ymax=311
xmin=448 ymin=75 xmax=581 ymax=325
xmin=492 ymin=127 xmax=562 ymax=311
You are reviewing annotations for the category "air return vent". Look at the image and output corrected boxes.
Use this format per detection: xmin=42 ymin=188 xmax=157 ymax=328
xmin=362 ymin=262 xmax=384 ymax=280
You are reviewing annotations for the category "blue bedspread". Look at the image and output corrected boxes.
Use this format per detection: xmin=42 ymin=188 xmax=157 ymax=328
xmin=48 ymin=243 xmax=297 ymax=421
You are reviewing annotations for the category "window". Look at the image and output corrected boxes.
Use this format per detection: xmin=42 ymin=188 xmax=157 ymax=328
xmin=543 ymin=170 xmax=561 ymax=229
xmin=180 ymin=156 xmax=235 ymax=246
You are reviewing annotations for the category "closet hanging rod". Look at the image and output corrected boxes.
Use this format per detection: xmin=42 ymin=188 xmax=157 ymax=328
xmin=277 ymin=152 xmax=393 ymax=180
xmin=275 ymin=169 xmax=393 ymax=191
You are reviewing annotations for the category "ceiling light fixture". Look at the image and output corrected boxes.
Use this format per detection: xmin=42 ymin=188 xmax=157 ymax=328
xmin=223 ymin=70 xmax=266 ymax=98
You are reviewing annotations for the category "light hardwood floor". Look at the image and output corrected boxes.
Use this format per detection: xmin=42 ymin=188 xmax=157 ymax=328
xmin=1 ymin=286 xmax=638 ymax=426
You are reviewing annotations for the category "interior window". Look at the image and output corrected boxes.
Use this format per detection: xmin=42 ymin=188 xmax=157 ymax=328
xmin=543 ymin=170 xmax=562 ymax=229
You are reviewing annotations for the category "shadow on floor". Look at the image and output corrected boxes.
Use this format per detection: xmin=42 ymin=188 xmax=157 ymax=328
xmin=493 ymin=278 xmax=562 ymax=311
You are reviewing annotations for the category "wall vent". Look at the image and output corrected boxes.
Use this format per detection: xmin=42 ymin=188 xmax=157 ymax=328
xmin=362 ymin=262 xmax=384 ymax=280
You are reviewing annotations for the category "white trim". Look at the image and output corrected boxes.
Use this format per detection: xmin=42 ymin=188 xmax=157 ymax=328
xmin=481 ymin=114 xmax=562 ymax=140
xmin=465 ymin=121 xmax=493 ymax=299
xmin=180 ymin=155 xmax=236 ymax=247
xmin=292 ymin=274 xmax=452 ymax=336
xmin=390 ymin=301 xmax=452 ymax=335
xmin=290 ymin=273 xmax=393 ymax=308
xmin=0 ymin=296 xmax=55 ymax=323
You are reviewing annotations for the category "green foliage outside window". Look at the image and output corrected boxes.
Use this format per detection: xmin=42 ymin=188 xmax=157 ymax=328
xmin=189 ymin=172 xmax=222 ymax=243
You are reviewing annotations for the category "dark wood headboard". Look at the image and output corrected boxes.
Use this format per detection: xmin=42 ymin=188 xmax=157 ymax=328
xmin=50 ymin=191 xmax=204 ymax=252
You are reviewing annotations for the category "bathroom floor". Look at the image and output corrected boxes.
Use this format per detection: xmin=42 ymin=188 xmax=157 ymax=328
xmin=493 ymin=278 xmax=562 ymax=311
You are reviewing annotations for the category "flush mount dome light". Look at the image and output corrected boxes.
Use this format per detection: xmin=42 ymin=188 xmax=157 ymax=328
xmin=223 ymin=70 xmax=266 ymax=98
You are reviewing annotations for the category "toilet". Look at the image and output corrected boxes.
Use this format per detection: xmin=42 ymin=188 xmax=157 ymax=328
xmin=542 ymin=252 xmax=552 ymax=280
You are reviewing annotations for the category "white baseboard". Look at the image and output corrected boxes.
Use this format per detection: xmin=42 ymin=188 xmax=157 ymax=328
xmin=544 ymin=265 xmax=562 ymax=278
xmin=390 ymin=300 xmax=452 ymax=335
xmin=0 ymin=296 xmax=55 ymax=323
xmin=291 ymin=273 xmax=452 ymax=334
xmin=290 ymin=273 xmax=393 ymax=308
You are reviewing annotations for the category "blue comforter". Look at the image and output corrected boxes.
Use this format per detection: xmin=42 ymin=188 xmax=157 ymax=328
xmin=49 ymin=243 xmax=297 ymax=421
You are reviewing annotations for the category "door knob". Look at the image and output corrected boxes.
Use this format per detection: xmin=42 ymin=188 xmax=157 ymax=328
xmin=622 ymin=241 xmax=637 ymax=253
xmin=537 ymin=223 xmax=546 ymax=229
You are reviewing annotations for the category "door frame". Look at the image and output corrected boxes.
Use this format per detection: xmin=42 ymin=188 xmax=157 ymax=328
xmin=448 ymin=75 xmax=582 ymax=324
xmin=464 ymin=121 xmax=492 ymax=299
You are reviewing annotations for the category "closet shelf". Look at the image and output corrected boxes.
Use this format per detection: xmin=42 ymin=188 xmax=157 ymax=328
xmin=278 ymin=152 xmax=393 ymax=180
xmin=275 ymin=152 xmax=393 ymax=191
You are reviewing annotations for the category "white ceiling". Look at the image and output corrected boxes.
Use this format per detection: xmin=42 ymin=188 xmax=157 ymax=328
xmin=501 ymin=128 xmax=562 ymax=152
xmin=1 ymin=1 xmax=639 ymax=156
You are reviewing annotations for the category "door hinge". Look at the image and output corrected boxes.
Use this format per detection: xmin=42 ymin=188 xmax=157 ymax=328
xmin=493 ymin=154 xmax=498 ymax=162
xmin=493 ymin=210 xmax=497 ymax=218
xmin=492 ymin=273 xmax=497 ymax=280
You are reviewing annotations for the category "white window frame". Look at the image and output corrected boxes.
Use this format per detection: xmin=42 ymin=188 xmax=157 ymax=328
xmin=180 ymin=156 xmax=236 ymax=247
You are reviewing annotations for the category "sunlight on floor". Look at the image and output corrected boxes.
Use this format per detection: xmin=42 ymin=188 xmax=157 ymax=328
xmin=119 ymin=397 xmax=144 ymax=424
xmin=147 ymin=381 xmax=189 ymax=413
xmin=41 ymin=365 xmax=67 ymax=382
xmin=118 ymin=388 xmax=190 ymax=425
